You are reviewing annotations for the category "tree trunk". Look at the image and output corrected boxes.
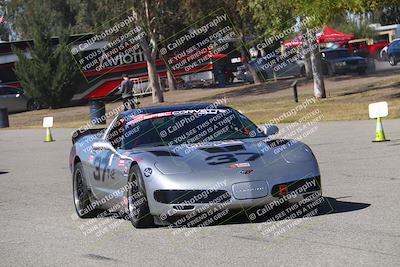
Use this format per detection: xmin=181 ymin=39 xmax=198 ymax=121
xmin=303 ymin=31 xmax=312 ymax=80
xmin=146 ymin=55 xmax=164 ymax=103
xmin=167 ymin=68 xmax=177 ymax=91
xmin=301 ymin=19 xmax=313 ymax=80
xmin=309 ymin=33 xmax=326 ymax=98
xmin=136 ymin=2 xmax=164 ymax=103
xmin=304 ymin=53 xmax=313 ymax=79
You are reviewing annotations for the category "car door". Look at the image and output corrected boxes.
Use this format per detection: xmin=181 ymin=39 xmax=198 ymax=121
xmin=90 ymin=116 xmax=124 ymax=202
xmin=274 ymin=57 xmax=297 ymax=77
xmin=283 ymin=60 xmax=301 ymax=76
xmin=0 ymin=87 xmax=10 ymax=110
xmin=0 ymin=86 xmax=19 ymax=112
xmin=10 ymin=87 xmax=27 ymax=112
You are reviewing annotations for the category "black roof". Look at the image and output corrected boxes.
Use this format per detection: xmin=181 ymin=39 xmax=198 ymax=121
xmin=122 ymin=103 xmax=228 ymax=116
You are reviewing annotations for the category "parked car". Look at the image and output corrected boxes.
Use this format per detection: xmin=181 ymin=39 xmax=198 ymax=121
xmin=342 ymin=38 xmax=388 ymax=59
xmin=380 ymin=38 xmax=400 ymax=61
xmin=236 ymin=56 xmax=305 ymax=83
xmin=0 ymin=85 xmax=40 ymax=112
xmin=388 ymin=39 xmax=400 ymax=66
xmin=320 ymin=48 xmax=368 ymax=75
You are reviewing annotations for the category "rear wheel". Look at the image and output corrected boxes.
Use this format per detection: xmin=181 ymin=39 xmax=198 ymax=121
xmin=127 ymin=165 xmax=155 ymax=228
xmin=389 ymin=55 xmax=397 ymax=66
xmin=27 ymin=100 xmax=40 ymax=111
xmin=73 ymin=162 xmax=103 ymax=218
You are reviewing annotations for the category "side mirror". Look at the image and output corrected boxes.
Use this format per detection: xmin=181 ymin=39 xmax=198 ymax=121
xmin=93 ymin=141 xmax=117 ymax=153
xmin=263 ymin=125 xmax=279 ymax=136
xmin=92 ymin=141 xmax=132 ymax=160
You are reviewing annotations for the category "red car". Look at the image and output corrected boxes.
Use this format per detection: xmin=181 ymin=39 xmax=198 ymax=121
xmin=341 ymin=38 xmax=388 ymax=59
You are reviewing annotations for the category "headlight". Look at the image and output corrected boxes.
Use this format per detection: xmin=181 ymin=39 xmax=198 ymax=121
xmin=281 ymin=145 xmax=315 ymax=163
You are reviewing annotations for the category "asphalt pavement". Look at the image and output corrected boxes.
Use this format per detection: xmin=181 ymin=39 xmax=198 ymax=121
xmin=0 ymin=119 xmax=399 ymax=266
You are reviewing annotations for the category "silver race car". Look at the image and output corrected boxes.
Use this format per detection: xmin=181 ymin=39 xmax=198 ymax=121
xmin=70 ymin=104 xmax=321 ymax=228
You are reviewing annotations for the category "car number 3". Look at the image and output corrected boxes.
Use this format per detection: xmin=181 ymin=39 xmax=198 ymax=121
xmin=205 ymin=152 xmax=261 ymax=165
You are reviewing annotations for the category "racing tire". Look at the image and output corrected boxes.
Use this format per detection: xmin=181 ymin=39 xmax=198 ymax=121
xmin=73 ymin=162 xmax=103 ymax=218
xmin=27 ymin=100 xmax=40 ymax=111
xmin=389 ymin=56 xmax=397 ymax=66
xmin=127 ymin=164 xmax=155 ymax=228
xmin=379 ymin=50 xmax=387 ymax=61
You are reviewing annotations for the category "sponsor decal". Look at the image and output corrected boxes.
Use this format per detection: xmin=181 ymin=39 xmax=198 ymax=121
xmin=88 ymin=154 xmax=94 ymax=164
xmin=240 ymin=169 xmax=254 ymax=175
xmin=127 ymin=112 xmax=173 ymax=126
xmin=118 ymin=159 xmax=125 ymax=167
xmin=171 ymin=109 xmax=227 ymax=116
xmin=229 ymin=162 xmax=251 ymax=168
xmin=143 ymin=167 xmax=152 ymax=177
xmin=123 ymin=166 xmax=129 ymax=176
xmin=126 ymin=109 xmax=226 ymax=126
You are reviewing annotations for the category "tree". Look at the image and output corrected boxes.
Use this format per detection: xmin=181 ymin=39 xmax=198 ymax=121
xmin=69 ymin=0 xmax=129 ymax=33
xmin=13 ymin=1 xmax=81 ymax=108
xmin=157 ymin=0 xmax=186 ymax=91
xmin=131 ymin=0 xmax=164 ymax=103
xmin=6 ymin=0 xmax=77 ymax=39
xmin=288 ymin=0 xmax=398 ymax=98
xmin=0 ymin=23 xmax=8 ymax=41
xmin=378 ymin=6 xmax=400 ymax=25
xmin=249 ymin=1 xmax=316 ymax=81
xmin=183 ymin=0 xmax=263 ymax=84
xmin=333 ymin=16 xmax=377 ymax=39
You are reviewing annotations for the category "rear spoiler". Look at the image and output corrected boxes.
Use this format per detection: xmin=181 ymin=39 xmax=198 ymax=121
xmin=72 ymin=128 xmax=106 ymax=144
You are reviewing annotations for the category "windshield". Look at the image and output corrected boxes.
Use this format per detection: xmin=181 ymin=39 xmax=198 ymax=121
xmin=121 ymin=108 xmax=265 ymax=149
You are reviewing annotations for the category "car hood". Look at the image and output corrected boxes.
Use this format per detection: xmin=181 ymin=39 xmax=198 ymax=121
xmin=127 ymin=138 xmax=318 ymax=177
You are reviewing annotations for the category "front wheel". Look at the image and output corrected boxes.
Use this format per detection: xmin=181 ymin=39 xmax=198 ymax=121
xmin=127 ymin=165 xmax=155 ymax=228
xmin=73 ymin=162 xmax=103 ymax=218
xmin=389 ymin=55 xmax=397 ymax=66
xmin=27 ymin=100 xmax=40 ymax=111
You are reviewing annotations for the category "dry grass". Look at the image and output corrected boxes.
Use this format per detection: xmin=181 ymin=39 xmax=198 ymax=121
xmin=4 ymin=70 xmax=400 ymax=129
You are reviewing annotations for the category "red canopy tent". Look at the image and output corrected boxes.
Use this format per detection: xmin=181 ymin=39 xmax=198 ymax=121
xmin=318 ymin=25 xmax=355 ymax=43
xmin=282 ymin=26 xmax=355 ymax=47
